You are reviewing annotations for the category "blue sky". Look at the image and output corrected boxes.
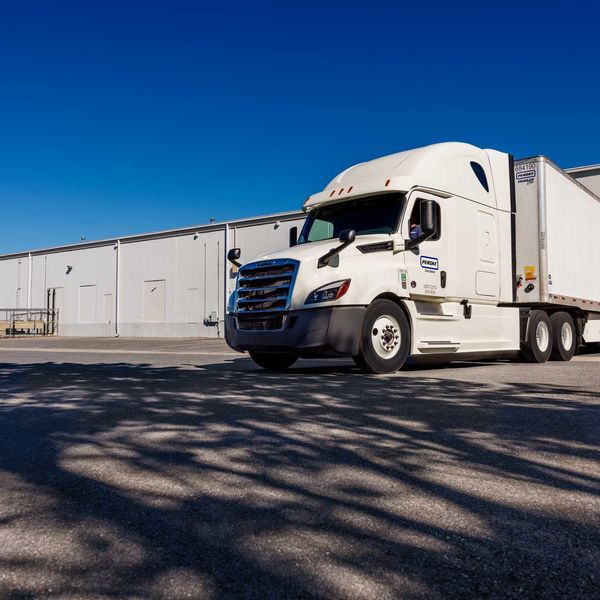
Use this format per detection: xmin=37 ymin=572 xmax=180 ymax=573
xmin=0 ymin=0 xmax=598 ymax=253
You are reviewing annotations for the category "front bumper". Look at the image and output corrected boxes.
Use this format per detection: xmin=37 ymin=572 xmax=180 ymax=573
xmin=225 ymin=306 xmax=366 ymax=357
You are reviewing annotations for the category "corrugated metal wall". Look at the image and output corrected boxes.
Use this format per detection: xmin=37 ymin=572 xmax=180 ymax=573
xmin=0 ymin=213 xmax=305 ymax=337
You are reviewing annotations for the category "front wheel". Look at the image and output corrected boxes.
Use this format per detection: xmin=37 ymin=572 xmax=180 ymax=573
xmin=353 ymin=299 xmax=410 ymax=374
xmin=249 ymin=351 xmax=298 ymax=371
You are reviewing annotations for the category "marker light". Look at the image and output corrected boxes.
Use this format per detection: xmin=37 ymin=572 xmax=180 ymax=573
xmin=305 ymin=279 xmax=351 ymax=304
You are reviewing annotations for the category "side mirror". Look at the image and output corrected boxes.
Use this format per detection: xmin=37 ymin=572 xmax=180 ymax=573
xmin=227 ymin=248 xmax=242 ymax=268
xmin=318 ymin=229 xmax=356 ymax=268
xmin=339 ymin=229 xmax=356 ymax=244
xmin=420 ymin=200 xmax=437 ymax=234
xmin=289 ymin=226 xmax=298 ymax=247
xmin=404 ymin=200 xmax=438 ymax=251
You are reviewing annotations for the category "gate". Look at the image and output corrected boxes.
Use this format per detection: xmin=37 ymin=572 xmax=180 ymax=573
xmin=0 ymin=307 xmax=59 ymax=337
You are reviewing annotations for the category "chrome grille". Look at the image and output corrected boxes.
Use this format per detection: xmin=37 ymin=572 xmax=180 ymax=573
xmin=235 ymin=259 xmax=298 ymax=313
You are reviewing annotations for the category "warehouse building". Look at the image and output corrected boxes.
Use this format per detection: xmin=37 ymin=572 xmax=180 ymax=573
xmin=0 ymin=211 xmax=305 ymax=337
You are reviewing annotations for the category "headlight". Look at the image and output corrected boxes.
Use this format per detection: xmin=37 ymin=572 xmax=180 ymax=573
xmin=305 ymin=279 xmax=351 ymax=304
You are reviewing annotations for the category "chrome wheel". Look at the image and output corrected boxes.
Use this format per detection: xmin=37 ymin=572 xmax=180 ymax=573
xmin=561 ymin=322 xmax=573 ymax=351
xmin=371 ymin=315 xmax=401 ymax=359
xmin=536 ymin=321 xmax=550 ymax=353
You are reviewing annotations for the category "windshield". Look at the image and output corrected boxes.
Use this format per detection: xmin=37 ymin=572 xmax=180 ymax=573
xmin=298 ymin=193 xmax=405 ymax=244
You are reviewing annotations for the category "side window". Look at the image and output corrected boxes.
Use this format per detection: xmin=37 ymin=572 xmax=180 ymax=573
xmin=409 ymin=199 xmax=441 ymax=241
xmin=470 ymin=161 xmax=490 ymax=192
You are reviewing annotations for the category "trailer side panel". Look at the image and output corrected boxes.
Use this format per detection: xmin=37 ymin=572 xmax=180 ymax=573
xmin=514 ymin=157 xmax=600 ymax=312
xmin=545 ymin=160 xmax=600 ymax=311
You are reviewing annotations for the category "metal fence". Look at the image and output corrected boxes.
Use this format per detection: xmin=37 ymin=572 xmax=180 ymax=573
xmin=0 ymin=308 xmax=59 ymax=337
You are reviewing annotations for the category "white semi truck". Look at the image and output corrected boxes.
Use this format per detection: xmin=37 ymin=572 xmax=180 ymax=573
xmin=225 ymin=142 xmax=600 ymax=373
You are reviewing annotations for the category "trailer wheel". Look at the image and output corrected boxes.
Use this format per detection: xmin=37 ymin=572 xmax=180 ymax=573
xmin=521 ymin=310 xmax=552 ymax=363
xmin=249 ymin=352 xmax=298 ymax=371
xmin=353 ymin=299 xmax=410 ymax=374
xmin=550 ymin=311 xmax=576 ymax=361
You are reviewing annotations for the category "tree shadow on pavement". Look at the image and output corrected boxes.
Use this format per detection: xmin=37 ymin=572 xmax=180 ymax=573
xmin=0 ymin=357 xmax=598 ymax=599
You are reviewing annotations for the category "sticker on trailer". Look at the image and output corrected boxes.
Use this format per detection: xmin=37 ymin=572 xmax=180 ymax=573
xmin=524 ymin=265 xmax=536 ymax=281
xmin=515 ymin=162 xmax=536 ymax=184
xmin=420 ymin=256 xmax=439 ymax=271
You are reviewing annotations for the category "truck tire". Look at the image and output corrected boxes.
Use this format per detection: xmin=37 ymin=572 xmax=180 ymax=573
xmin=249 ymin=352 xmax=298 ymax=371
xmin=521 ymin=310 xmax=552 ymax=363
xmin=550 ymin=311 xmax=576 ymax=361
xmin=353 ymin=299 xmax=410 ymax=374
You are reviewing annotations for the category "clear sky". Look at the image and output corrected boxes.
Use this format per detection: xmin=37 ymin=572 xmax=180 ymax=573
xmin=0 ymin=0 xmax=598 ymax=253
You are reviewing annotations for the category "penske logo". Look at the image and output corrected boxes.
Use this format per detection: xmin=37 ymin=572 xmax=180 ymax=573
xmin=516 ymin=169 xmax=536 ymax=183
xmin=420 ymin=256 xmax=439 ymax=271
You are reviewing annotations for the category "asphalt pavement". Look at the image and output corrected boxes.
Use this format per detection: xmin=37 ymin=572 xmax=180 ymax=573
xmin=0 ymin=337 xmax=598 ymax=599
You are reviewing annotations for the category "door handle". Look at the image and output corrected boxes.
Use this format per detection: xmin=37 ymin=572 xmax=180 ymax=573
xmin=460 ymin=299 xmax=472 ymax=319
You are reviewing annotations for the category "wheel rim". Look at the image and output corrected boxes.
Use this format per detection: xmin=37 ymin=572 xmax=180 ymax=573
xmin=371 ymin=315 xmax=401 ymax=359
xmin=536 ymin=321 xmax=550 ymax=353
xmin=561 ymin=322 xmax=573 ymax=351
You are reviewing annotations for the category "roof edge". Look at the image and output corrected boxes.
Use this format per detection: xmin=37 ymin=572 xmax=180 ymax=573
xmin=565 ymin=163 xmax=600 ymax=174
xmin=0 ymin=209 xmax=305 ymax=260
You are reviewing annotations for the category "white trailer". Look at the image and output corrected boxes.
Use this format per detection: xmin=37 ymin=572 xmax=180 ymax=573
xmin=514 ymin=156 xmax=600 ymax=355
xmin=225 ymin=142 xmax=600 ymax=372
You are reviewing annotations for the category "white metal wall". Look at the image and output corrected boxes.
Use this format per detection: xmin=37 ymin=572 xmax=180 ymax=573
xmin=571 ymin=171 xmax=600 ymax=197
xmin=36 ymin=245 xmax=117 ymax=336
xmin=566 ymin=165 xmax=600 ymax=197
xmin=0 ymin=258 xmax=26 ymax=308
xmin=0 ymin=213 xmax=305 ymax=338
xmin=118 ymin=230 xmax=226 ymax=337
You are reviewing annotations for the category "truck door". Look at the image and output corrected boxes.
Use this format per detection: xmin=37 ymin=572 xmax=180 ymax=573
xmin=400 ymin=191 xmax=510 ymax=354
xmin=401 ymin=192 xmax=448 ymax=299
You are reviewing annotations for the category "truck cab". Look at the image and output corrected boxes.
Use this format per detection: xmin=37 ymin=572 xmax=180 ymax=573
xmin=225 ymin=142 xmax=523 ymax=372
